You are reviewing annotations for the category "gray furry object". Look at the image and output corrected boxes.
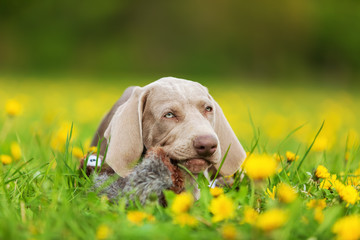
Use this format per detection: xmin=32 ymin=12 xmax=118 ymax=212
xmin=92 ymin=150 xmax=173 ymax=206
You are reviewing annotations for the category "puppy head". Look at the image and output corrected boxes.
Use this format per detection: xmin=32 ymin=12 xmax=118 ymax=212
xmin=141 ymin=78 xmax=221 ymax=173
xmin=104 ymin=77 xmax=246 ymax=177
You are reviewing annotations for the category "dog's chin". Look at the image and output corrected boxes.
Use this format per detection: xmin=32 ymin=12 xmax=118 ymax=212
xmin=171 ymin=158 xmax=210 ymax=174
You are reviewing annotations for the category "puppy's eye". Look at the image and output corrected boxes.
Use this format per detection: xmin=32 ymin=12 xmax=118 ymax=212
xmin=205 ymin=106 xmax=213 ymax=112
xmin=164 ymin=112 xmax=175 ymax=118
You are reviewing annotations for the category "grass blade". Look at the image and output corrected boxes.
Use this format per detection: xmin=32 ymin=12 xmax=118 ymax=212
xmin=277 ymin=122 xmax=307 ymax=149
xmin=210 ymin=144 xmax=231 ymax=188
xmin=296 ymin=121 xmax=325 ymax=171
xmin=177 ymin=164 xmax=200 ymax=186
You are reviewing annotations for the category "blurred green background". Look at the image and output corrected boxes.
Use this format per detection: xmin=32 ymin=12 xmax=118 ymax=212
xmin=1 ymin=0 xmax=360 ymax=84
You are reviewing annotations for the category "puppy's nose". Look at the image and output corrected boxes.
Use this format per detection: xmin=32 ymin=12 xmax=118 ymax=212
xmin=193 ymin=135 xmax=218 ymax=157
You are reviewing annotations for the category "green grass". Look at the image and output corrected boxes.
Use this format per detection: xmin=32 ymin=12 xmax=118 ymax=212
xmin=0 ymin=77 xmax=359 ymax=240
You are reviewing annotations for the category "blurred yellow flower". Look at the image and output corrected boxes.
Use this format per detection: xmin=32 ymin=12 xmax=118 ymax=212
xmin=221 ymin=224 xmax=237 ymax=240
xmin=265 ymin=186 xmax=276 ymax=200
xmin=5 ymin=99 xmax=22 ymax=117
xmin=307 ymin=199 xmax=326 ymax=223
xmin=273 ymin=153 xmax=283 ymax=162
xmin=346 ymin=176 xmax=360 ymax=187
xmin=10 ymin=142 xmax=22 ymax=160
xmin=319 ymin=174 xmax=337 ymax=190
xmin=171 ymin=192 xmax=194 ymax=214
xmin=332 ymin=179 xmax=359 ymax=206
xmin=72 ymin=147 xmax=84 ymax=159
xmin=332 ymin=215 xmax=360 ymax=240
xmin=0 ymin=155 xmax=12 ymax=165
xmin=96 ymin=224 xmax=112 ymax=240
xmin=210 ymin=187 xmax=224 ymax=197
xmin=88 ymin=146 xmax=98 ymax=153
xmin=243 ymin=154 xmax=277 ymax=180
xmin=338 ymin=185 xmax=359 ymax=206
xmin=173 ymin=213 xmax=198 ymax=227
xmin=50 ymin=122 xmax=75 ymax=151
xmin=346 ymin=168 xmax=360 ymax=186
xmin=307 ymin=199 xmax=326 ymax=210
xmin=285 ymin=151 xmax=299 ymax=162
xmin=277 ymin=183 xmax=297 ymax=203
xmin=256 ymin=209 xmax=287 ymax=232
xmin=333 ymin=180 xmax=345 ymax=194
xmin=126 ymin=211 xmax=155 ymax=225
xmin=242 ymin=206 xmax=258 ymax=225
xmin=315 ymin=165 xmax=330 ymax=179
xmin=209 ymin=194 xmax=235 ymax=222
xmin=314 ymin=208 xmax=324 ymax=223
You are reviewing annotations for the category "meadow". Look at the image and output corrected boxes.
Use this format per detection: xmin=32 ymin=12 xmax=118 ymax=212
xmin=0 ymin=77 xmax=359 ymax=240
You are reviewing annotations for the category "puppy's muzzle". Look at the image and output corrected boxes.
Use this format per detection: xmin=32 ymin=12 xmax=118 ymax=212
xmin=193 ymin=134 xmax=218 ymax=157
xmin=169 ymin=134 xmax=218 ymax=174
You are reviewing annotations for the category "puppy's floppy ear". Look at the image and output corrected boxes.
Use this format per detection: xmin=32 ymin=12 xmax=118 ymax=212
xmin=213 ymin=100 xmax=246 ymax=176
xmin=104 ymin=87 xmax=146 ymax=177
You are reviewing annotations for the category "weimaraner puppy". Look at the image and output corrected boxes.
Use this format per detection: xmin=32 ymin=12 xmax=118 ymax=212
xmin=91 ymin=77 xmax=246 ymax=197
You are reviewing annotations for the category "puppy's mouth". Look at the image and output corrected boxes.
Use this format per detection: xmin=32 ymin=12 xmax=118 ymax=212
xmin=170 ymin=158 xmax=210 ymax=174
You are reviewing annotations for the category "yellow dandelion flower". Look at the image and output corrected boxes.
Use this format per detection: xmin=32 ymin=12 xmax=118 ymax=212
xmin=307 ymin=199 xmax=326 ymax=223
xmin=5 ymin=99 xmax=22 ymax=117
xmin=320 ymin=174 xmax=337 ymax=190
xmin=173 ymin=213 xmax=198 ymax=227
xmin=332 ymin=215 xmax=360 ymax=240
xmin=315 ymin=165 xmax=331 ymax=179
xmin=242 ymin=206 xmax=258 ymax=225
xmin=307 ymin=199 xmax=326 ymax=210
xmin=273 ymin=153 xmax=283 ymax=162
xmin=96 ymin=224 xmax=112 ymax=240
xmin=285 ymin=151 xmax=299 ymax=162
xmin=346 ymin=168 xmax=360 ymax=186
xmin=87 ymin=146 xmax=98 ymax=153
xmin=10 ymin=142 xmax=22 ymax=160
xmin=0 ymin=155 xmax=12 ymax=165
xmin=243 ymin=154 xmax=277 ymax=180
xmin=209 ymin=194 xmax=235 ymax=222
xmin=210 ymin=187 xmax=224 ymax=197
xmin=72 ymin=147 xmax=85 ymax=159
xmin=346 ymin=176 xmax=360 ymax=187
xmin=126 ymin=211 xmax=155 ymax=226
xmin=221 ymin=224 xmax=237 ymax=240
xmin=256 ymin=209 xmax=287 ymax=232
xmin=50 ymin=122 xmax=75 ymax=151
xmin=314 ymin=208 xmax=324 ymax=223
xmin=277 ymin=183 xmax=297 ymax=203
xmin=338 ymin=185 xmax=359 ymax=206
xmin=171 ymin=192 xmax=194 ymax=214
xmin=333 ymin=180 xmax=345 ymax=194
xmin=265 ymin=186 xmax=276 ymax=200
